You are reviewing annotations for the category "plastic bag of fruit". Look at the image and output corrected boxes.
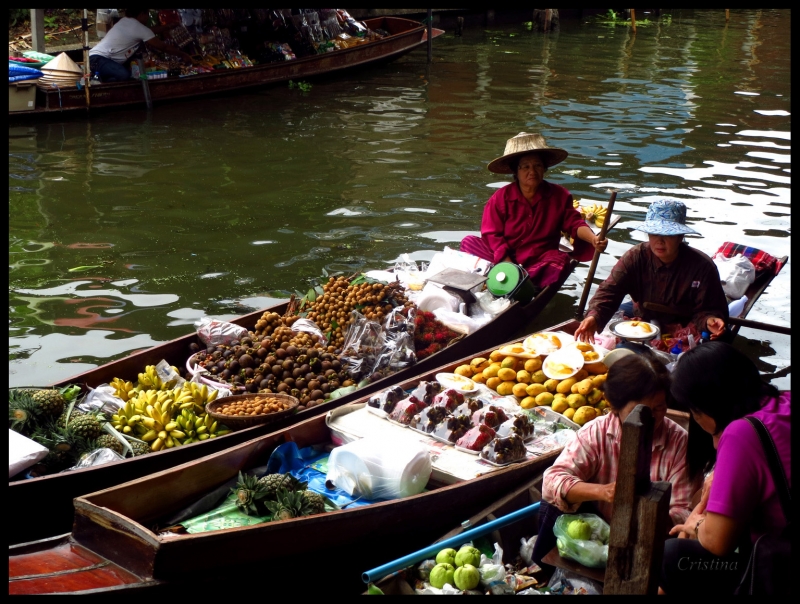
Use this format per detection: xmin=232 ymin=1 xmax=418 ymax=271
xmin=553 ymin=513 xmax=610 ymax=568
xmin=195 ymin=317 xmax=249 ymax=347
xmin=367 ymin=307 xmax=417 ymax=381
xmin=339 ymin=310 xmax=383 ymax=381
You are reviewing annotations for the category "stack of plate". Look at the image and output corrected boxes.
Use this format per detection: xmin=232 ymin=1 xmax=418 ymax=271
xmin=36 ymin=53 xmax=83 ymax=89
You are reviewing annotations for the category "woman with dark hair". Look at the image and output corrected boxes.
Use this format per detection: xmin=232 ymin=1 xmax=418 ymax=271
xmin=531 ymin=353 xmax=694 ymax=568
xmin=460 ymin=132 xmax=607 ymax=289
xmin=659 ymin=341 xmax=790 ymax=595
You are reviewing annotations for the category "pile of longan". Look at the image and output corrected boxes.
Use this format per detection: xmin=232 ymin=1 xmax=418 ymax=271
xmin=305 ymin=276 xmax=413 ymax=350
xmin=217 ymin=395 xmax=295 ymax=417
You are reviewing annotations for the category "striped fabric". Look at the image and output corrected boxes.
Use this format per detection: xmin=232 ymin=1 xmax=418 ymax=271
xmin=714 ymin=242 xmax=784 ymax=276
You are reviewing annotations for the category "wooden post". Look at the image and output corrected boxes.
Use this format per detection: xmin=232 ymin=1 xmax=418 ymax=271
xmin=486 ymin=9 xmax=495 ymax=26
xmin=604 ymin=405 xmax=672 ymax=595
xmin=83 ymin=9 xmax=91 ymax=109
xmin=455 ymin=16 xmax=464 ymax=36
xmin=544 ymin=9 xmax=552 ymax=32
xmin=630 ymin=9 xmax=637 ymax=34
xmin=30 ymin=9 xmax=46 ymax=53
xmin=427 ymin=9 xmax=432 ymax=63
xmin=726 ymin=9 xmax=730 ymax=21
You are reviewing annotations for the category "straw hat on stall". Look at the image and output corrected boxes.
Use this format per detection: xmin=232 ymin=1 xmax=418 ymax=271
xmin=37 ymin=52 xmax=83 ymax=88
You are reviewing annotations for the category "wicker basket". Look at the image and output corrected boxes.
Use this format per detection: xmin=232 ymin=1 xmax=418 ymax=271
xmin=205 ymin=393 xmax=299 ymax=430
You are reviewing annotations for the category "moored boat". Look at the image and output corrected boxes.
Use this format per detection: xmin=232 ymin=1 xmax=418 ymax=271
xmin=9 ymin=17 xmax=444 ymax=119
xmin=9 ymin=383 xmax=565 ymax=595
xmin=9 ymin=265 xmax=579 ymax=545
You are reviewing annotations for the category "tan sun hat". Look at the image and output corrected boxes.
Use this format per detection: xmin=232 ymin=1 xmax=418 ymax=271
xmin=40 ymin=52 xmax=83 ymax=75
xmin=487 ymin=132 xmax=569 ymax=174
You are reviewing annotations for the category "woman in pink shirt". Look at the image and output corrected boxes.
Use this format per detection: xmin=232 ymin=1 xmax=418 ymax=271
xmin=659 ymin=341 xmax=790 ymax=596
xmin=531 ymin=353 xmax=694 ymax=569
xmin=460 ymin=132 xmax=607 ymax=289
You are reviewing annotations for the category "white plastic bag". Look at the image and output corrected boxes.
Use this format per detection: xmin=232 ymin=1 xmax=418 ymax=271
xmin=9 ymin=429 xmax=49 ymax=478
xmin=713 ymin=253 xmax=755 ymax=299
xmin=325 ymin=436 xmax=431 ymax=500
xmin=194 ymin=317 xmax=249 ymax=347
xmin=432 ymin=307 xmax=490 ymax=336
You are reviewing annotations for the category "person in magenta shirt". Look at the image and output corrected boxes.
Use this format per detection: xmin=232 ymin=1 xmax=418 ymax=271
xmin=460 ymin=132 xmax=607 ymax=289
xmin=659 ymin=341 xmax=790 ymax=595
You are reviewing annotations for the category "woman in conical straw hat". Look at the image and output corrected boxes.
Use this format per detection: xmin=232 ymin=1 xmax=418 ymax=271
xmin=460 ymin=132 xmax=607 ymax=290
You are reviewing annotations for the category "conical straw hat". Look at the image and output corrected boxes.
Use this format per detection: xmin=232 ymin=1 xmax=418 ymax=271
xmin=487 ymin=132 xmax=569 ymax=174
xmin=41 ymin=52 xmax=83 ymax=74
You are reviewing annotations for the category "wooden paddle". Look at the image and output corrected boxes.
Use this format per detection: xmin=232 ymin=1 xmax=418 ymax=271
xmin=576 ymin=190 xmax=617 ymax=320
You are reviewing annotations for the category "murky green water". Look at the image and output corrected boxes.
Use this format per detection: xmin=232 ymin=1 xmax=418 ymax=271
xmin=9 ymin=9 xmax=790 ymax=388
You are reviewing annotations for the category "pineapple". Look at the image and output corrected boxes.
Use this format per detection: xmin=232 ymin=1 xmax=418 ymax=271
xmin=265 ymin=487 xmax=314 ymax=521
xmin=301 ymin=490 xmax=326 ymax=515
xmin=232 ymin=471 xmax=271 ymax=516
xmin=68 ymin=411 xmax=105 ymax=440
xmin=57 ymin=407 xmax=85 ymax=430
xmin=129 ymin=440 xmax=152 ymax=457
xmin=32 ymin=424 xmax=84 ymax=472
xmin=94 ymin=434 xmax=124 ymax=455
xmin=30 ymin=389 xmax=66 ymax=417
xmin=257 ymin=473 xmax=308 ymax=500
xmin=9 ymin=389 xmax=41 ymax=436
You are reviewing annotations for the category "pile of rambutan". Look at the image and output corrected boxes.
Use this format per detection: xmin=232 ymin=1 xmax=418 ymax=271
xmin=413 ymin=310 xmax=461 ymax=360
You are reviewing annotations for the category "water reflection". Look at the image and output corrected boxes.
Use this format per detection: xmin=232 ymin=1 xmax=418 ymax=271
xmin=8 ymin=9 xmax=790 ymax=388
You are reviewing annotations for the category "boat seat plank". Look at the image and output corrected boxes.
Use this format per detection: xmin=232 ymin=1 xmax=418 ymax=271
xmin=9 ymin=542 xmax=143 ymax=595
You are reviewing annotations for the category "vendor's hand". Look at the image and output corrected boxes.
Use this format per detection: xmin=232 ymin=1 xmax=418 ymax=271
xmin=706 ymin=317 xmax=726 ymax=340
xmin=574 ymin=316 xmax=598 ymax=343
xmin=600 ymin=482 xmax=616 ymax=504
xmin=592 ymin=236 xmax=608 ymax=253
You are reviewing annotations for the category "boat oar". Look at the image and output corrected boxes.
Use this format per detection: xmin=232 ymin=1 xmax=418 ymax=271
xmin=361 ymin=501 xmax=540 ymax=584
xmin=575 ymin=190 xmax=618 ymax=320
xmin=727 ymin=316 xmax=791 ymax=336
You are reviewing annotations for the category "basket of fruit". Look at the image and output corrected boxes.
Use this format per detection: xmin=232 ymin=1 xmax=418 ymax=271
xmin=205 ymin=393 xmax=299 ymax=430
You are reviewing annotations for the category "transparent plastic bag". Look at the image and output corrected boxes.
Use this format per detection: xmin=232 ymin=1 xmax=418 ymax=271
xmin=433 ymin=307 xmax=489 ymax=336
xmin=63 ymin=448 xmax=125 ymax=472
xmin=368 ymin=308 xmax=417 ymax=382
xmin=288 ymin=317 xmax=327 ymax=346
xmin=546 ymin=567 xmax=604 ymax=595
xmin=339 ymin=310 xmax=383 ymax=381
xmin=325 ymin=436 xmax=431 ymax=500
xmin=553 ymin=513 xmax=610 ymax=568
xmin=195 ymin=317 xmax=248 ymax=347
xmin=81 ymin=383 xmax=125 ymax=415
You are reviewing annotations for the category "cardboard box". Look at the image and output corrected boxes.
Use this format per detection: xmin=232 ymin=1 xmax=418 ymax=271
xmin=9 ymin=81 xmax=37 ymax=112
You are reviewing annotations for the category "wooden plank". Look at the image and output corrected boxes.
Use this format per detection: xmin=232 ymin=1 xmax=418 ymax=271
xmin=603 ymin=405 xmax=671 ymax=594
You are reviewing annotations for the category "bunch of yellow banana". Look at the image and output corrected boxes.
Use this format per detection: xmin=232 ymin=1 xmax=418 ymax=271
xmin=110 ymin=378 xmax=136 ymax=402
xmin=577 ymin=202 xmax=608 ymax=227
xmin=111 ymin=400 xmax=142 ymax=434
xmin=182 ymin=381 xmax=219 ymax=415
xmin=137 ymin=396 xmax=186 ymax=451
xmin=135 ymin=364 xmax=182 ymax=392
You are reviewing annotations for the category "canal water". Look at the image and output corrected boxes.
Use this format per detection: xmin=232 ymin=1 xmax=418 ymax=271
xmin=9 ymin=9 xmax=790 ymax=389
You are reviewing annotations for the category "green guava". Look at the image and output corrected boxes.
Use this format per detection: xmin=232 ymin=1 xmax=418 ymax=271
xmin=429 ymin=563 xmax=456 ymax=589
xmin=567 ymin=518 xmax=593 ymax=541
xmin=453 ymin=564 xmax=481 ymax=591
xmin=435 ymin=548 xmax=457 ymax=566
xmin=454 ymin=545 xmax=481 ymax=568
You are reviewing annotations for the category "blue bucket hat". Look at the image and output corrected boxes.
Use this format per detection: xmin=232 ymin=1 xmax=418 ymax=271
xmin=632 ymin=199 xmax=698 ymax=236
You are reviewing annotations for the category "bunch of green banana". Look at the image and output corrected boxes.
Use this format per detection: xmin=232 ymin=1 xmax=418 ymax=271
xmin=110 ymin=378 xmax=136 ymax=402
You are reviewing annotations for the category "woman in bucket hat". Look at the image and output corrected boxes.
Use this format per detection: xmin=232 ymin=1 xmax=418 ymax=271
xmin=460 ymin=132 xmax=607 ymax=289
xmin=574 ymin=198 xmax=729 ymax=344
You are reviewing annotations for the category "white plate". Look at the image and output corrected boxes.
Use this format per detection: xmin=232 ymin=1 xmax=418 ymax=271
xmin=497 ymin=343 xmax=539 ymax=359
xmin=435 ymin=372 xmax=478 ymax=395
xmin=542 ymin=346 xmax=584 ymax=380
xmin=563 ymin=341 xmax=609 ymax=364
xmin=522 ymin=331 xmax=575 ymax=356
xmin=611 ymin=320 xmax=660 ymax=341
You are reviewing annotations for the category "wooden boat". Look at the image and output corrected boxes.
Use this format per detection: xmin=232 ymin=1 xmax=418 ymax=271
xmin=9 ymin=17 xmax=444 ymax=118
xmin=9 ymin=374 xmax=565 ymax=595
xmin=9 ymin=258 xmax=584 ymax=545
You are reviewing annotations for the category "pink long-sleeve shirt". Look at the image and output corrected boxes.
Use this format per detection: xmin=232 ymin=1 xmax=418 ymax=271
xmin=542 ymin=413 xmax=693 ymax=525
xmin=480 ymin=181 xmax=595 ymax=267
